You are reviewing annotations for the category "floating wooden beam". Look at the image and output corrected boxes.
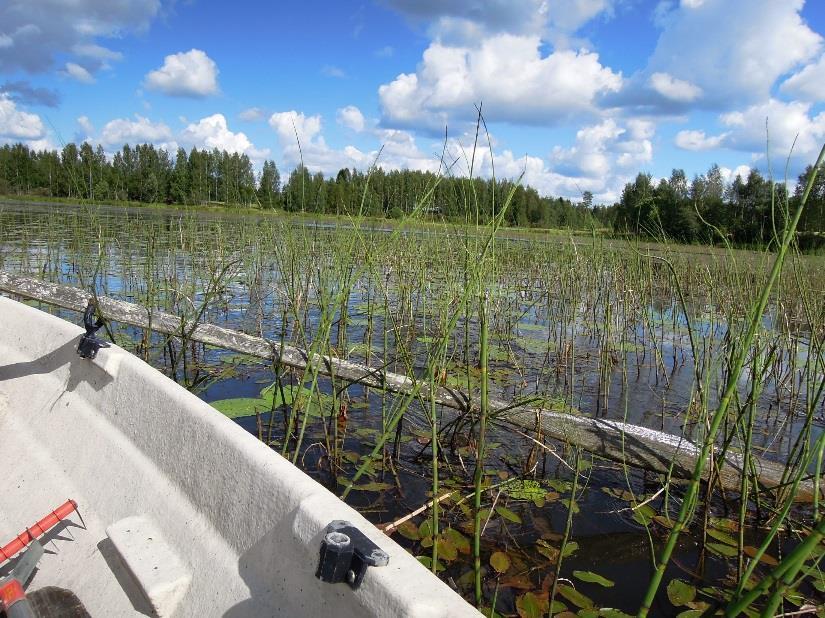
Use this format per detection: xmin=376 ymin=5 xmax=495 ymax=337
xmin=0 ymin=270 xmax=817 ymax=502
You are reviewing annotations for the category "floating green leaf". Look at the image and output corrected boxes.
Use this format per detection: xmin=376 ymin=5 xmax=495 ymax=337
xmin=561 ymin=540 xmax=579 ymax=558
xmin=535 ymin=540 xmax=559 ymax=563
xmin=395 ymin=520 xmax=419 ymax=541
xmin=707 ymin=542 xmax=738 ymax=557
xmin=599 ymin=609 xmax=633 ymax=618
xmin=556 ymin=584 xmax=593 ymax=609
xmin=437 ymin=536 xmax=458 ymax=561
xmin=495 ymin=505 xmax=522 ymax=524
xmin=210 ymin=384 xmax=329 ymax=419
xmin=418 ymin=519 xmax=433 ymax=539
xmin=456 ymin=569 xmax=475 ymax=589
xmin=573 ymin=570 xmax=615 ymax=588
xmin=346 ymin=480 xmax=393 ymax=492
xmin=443 ymin=528 xmax=470 ymax=555
xmin=667 ymin=579 xmax=696 ymax=606
xmin=220 ymin=352 xmax=264 ymax=366
xmin=416 ymin=556 xmax=445 ymax=572
xmin=502 ymin=479 xmax=546 ymax=502
xmin=516 ymin=591 xmax=549 ymax=618
xmin=710 ymin=517 xmax=738 ymax=532
xmin=561 ymin=498 xmax=580 ymax=514
xmin=209 ymin=397 xmax=270 ymax=419
xmin=546 ymin=479 xmax=571 ymax=493
xmin=490 ymin=551 xmax=511 ymax=573
xmin=706 ymin=528 xmax=737 ymax=546
xmin=500 ymin=574 xmax=534 ymax=590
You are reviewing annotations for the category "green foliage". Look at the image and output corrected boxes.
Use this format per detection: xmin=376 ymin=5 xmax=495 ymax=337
xmin=515 ymin=591 xmax=549 ymax=618
xmin=0 ymin=140 xmax=601 ymax=229
xmin=573 ymin=570 xmax=615 ymax=588
xmin=489 ymin=551 xmax=511 ymax=573
xmin=209 ymin=383 xmax=328 ymax=419
xmin=611 ymin=162 xmax=815 ymax=246
xmin=494 ymin=505 xmax=522 ymax=524
xmin=666 ymin=579 xmax=697 ymax=606
xmin=501 ymin=479 xmax=545 ymax=502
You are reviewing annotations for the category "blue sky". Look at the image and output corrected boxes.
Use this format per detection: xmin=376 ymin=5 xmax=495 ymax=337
xmin=1 ymin=0 xmax=824 ymax=203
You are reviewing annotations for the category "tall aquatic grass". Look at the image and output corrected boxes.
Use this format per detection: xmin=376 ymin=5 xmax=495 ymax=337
xmin=1 ymin=138 xmax=824 ymax=614
xmin=639 ymin=142 xmax=825 ymax=616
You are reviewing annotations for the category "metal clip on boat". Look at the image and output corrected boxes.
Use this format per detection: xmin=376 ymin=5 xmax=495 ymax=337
xmin=76 ymin=299 xmax=110 ymax=360
xmin=316 ymin=520 xmax=389 ymax=590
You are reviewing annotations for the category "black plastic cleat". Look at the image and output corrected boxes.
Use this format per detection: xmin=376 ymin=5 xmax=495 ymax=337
xmin=316 ymin=520 xmax=389 ymax=590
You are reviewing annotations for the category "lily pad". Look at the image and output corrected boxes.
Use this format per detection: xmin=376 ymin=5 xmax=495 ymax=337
xmin=443 ymin=528 xmax=470 ymax=554
xmin=667 ymin=579 xmax=696 ymax=606
xmin=515 ymin=591 xmax=549 ymax=618
xmin=502 ymin=479 xmax=546 ymax=502
xmin=490 ymin=551 xmax=511 ymax=573
xmin=209 ymin=396 xmax=272 ymax=419
xmin=437 ymin=536 xmax=458 ymax=561
xmin=416 ymin=555 xmax=445 ymax=572
xmin=210 ymin=383 xmax=329 ymax=419
xmin=561 ymin=541 xmax=579 ymax=558
xmin=396 ymin=520 xmax=420 ymax=541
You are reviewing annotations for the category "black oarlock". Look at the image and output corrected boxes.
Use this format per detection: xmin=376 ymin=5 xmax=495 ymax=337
xmin=315 ymin=520 xmax=389 ymax=590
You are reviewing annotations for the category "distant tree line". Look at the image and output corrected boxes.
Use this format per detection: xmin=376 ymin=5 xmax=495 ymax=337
xmin=0 ymin=142 xmax=258 ymax=207
xmin=608 ymin=164 xmax=824 ymax=244
xmin=0 ymin=141 xmax=600 ymax=229
xmin=1 ymin=141 xmax=821 ymax=241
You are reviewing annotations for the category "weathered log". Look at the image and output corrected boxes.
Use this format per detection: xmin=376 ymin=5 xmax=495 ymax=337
xmin=0 ymin=270 xmax=818 ymax=502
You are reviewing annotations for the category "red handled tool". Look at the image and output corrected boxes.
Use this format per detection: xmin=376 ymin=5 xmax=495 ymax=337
xmin=0 ymin=500 xmax=79 ymax=617
xmin=0 ymin=499 xmax=78 ymax=565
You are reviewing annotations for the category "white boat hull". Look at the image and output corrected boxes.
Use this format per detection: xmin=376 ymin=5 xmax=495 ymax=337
xmin=0 ymin=296 xmax=478 ymax=617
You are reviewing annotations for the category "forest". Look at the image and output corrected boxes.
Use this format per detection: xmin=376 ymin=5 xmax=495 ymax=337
xmin=0 ymin=141 xmax=823 ymax=244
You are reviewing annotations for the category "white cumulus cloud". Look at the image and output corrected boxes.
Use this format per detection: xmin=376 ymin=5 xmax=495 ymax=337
xmin=719 ymin=165 xmax=753 ymax=184
xmin=648 ymin=72 xmax=701 ymax=102
xmin=144 ymin=49 xmax=219 ymax=97
xmin=0 ymin=0 xmax=159 ymax=74
xmin=0 ymin=94 xmax=45 ymax=140
xmin=63 ymin=62 xmax=95 ymax=84
xmin=239 ymin=107 xmax=266 ymax=122
xmin=268 ymin=109 xmax=442 ymax=175
xmin=385 ymin=0 xmax=614 ymax=45
xmin=99 ymin=114 xmax=173 ymax=148
xmin=180 ymin=113 xmax=269 ymax=158
xmin=550 ymin=118 xmax=654 ymax=180
xmin=336 ymin=105 xmax=365 ymax=132
xmin=719 ymin=99 xmax=825 ymax=158
xmin=483 ymin=148 xmax=626 ymax=204
xmin=379 ymin=35 xmax=622 ymax=128
xmin=648 ymin=0 xmax=822 ymax=106
xmin=269 ymin=110 xmax=323 ymax=144
xmin=781 ymin=53 xmax=825 ymax=102
xmin=675 ymin=129 xmax=727 ymax=151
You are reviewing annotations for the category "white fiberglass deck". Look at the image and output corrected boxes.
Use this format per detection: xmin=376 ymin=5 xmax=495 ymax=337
xmin=0 ymin=296 xmax=478 ymax=617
